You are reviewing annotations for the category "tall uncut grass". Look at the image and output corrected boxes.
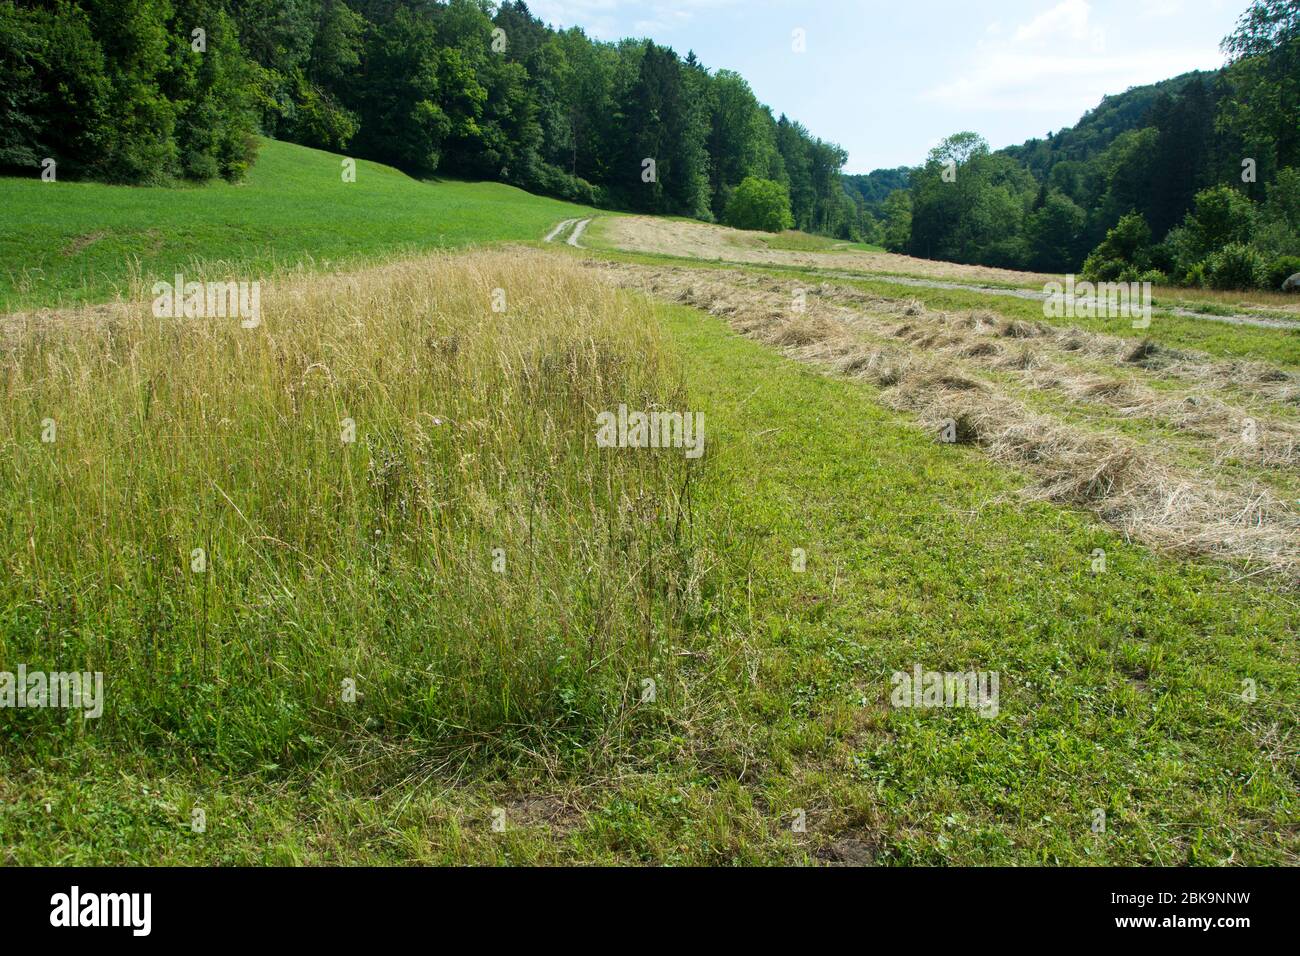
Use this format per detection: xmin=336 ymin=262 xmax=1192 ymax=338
xmin=0 ymin=250 xmax=701 ymax=770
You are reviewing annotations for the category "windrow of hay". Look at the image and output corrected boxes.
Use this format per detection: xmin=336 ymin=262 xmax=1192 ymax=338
xmin=606 ymin=264 xmax=1300 ymax=469
xmin=810 ymin=277 xmax=1300 ymax=407
xmin=0 ymin=248 xmax=702 ymax=766
xmin=885 ymin=311 xmax=1300 ymax=469
xmin=598 ymin=261 xmax=1300 ymax=580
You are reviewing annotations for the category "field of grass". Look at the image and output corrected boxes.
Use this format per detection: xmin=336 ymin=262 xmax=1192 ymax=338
xmin=3 ymin=253 xmax=1296 ymax=863
xmin=0 ymin=138 xmax=596 ymax=312
xmin=743 ymin=231 xmax=884 ymax=254
xmin=2 ymin=141 xmax=1296 ymax=866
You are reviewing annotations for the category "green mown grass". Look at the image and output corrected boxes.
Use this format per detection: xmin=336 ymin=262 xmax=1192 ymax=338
xmin=667 ymin=300 xmax=1296 ymax=865
xmin=3 ymin=269 xmax=1294 ymax=864
xmin=0 ymin=138 xmax=597 ymax=312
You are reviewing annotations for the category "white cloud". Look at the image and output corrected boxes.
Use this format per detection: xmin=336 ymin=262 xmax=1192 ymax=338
xmin=922 ymin=0 xmax=1225 ymax=112
xmin=1013 ymin=0 xmax=1098 ymax=45
xmin=1133 ymin=0 xmax=1188 ymax=19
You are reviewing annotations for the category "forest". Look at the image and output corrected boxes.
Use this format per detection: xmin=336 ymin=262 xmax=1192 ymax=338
xmin=0 ymin=0 xmax=860 ymax=235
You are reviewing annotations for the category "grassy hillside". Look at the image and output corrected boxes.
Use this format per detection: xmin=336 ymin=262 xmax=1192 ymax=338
xmin=0 ymin=138 xmax=597 ymax=311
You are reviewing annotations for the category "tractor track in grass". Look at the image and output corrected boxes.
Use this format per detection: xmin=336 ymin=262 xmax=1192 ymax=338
xmin=543 ymin=218 xmax=578 ymax=243
xmin=544 ymin=217 xmax=591 ymax=247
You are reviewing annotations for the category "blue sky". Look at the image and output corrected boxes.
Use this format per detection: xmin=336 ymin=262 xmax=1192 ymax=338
xmin=525 ymin=0 xmax=1247 ymax=173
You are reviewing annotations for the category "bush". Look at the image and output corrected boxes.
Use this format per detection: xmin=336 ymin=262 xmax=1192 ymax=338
xmin=1254 ymin=169 xmax=1300 ymax=258
xmin=1155 ymin=225 xmax=1200 ymax=282
xmin=1117 ymin=266 xmax=1167 ymax=285
xmin=531 ymin=163 xmax=598 ymax=205
xmin=1264 ymin=255 xmax=1300 ymax=290
xmin=1187 ymin=184 xmax=1255 ymax=251
xmin=1184 ymin=261 xmax=1210 ymax=288
xmin=1081 ymin=212 xmax=1151 ymax=281
xmin=1206 ymin=243 xmax=1267 ymax=290
xmin=1081 ymin=254 xmax=1126 ymax=283
xmin=1160 ymin=188 xmax=1260 ymax=288
xmin=723 ymin=176 xmax=795 ymax=233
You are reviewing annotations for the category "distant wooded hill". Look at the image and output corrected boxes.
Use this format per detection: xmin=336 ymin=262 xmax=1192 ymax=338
xmin=847 ymin=2 xmax=1298 ymax=290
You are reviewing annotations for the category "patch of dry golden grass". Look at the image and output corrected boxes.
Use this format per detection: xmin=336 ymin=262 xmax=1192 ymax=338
xmin=0 ymin=248 xmax=700 ymax=758
xmin=599 ymin=216 xmax=1061 ymax=286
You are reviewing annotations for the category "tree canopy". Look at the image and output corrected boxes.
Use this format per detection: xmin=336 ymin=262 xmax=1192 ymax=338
xmin=0 ymin=0 xmax=857 ymax=235
xmin=724 ymin=176 xmax=794 ymax=233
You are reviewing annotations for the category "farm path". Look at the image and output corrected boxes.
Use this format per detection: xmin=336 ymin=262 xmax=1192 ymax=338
xmin=544 ymin=217 xmax=592 ymax=247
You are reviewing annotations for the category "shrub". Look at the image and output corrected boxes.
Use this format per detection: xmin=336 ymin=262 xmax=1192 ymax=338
xmin=724 ymin=176 xmax=795 ymax=233
xmin=1254 ymin=169 xmax=1300 ymax=258
xmin=1160 ymin=188 xmax=1260 ymax=288
xmin=1081 ymin=212 xmax=1152 ymax=281
xmin=1184 ymin=261 xmax=1210 ymax=288
xmin=1264 ymin=255 xmax=1300 ymax=290
xmin=1081 ymin=254 xmax=1126 ymax=283
xmin=1188 ymin=184 xmax=1256 ymax=251
xmin=1117 ymin=266 xmax=1167 ymax=284
xmin=532 ymin=163 xmax=598 ymax=205
xmin=1206 ymin=243 xmax=1267 ymax=290
xmin=1155 ymin=225 xmax=1201 ymax=283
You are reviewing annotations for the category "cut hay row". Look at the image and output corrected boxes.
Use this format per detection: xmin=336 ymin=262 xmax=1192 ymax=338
xmin=608 ymin=264 xmax=1300 ymax=471
xmin=627 ymin=263 xmax=1300 ymax=407
xmin=810 ymin=276 xmax=1300 ymax=408
xmin=884 ymin=314 xmax=1300 ymax=472
xmin=598 ymin=261 xmax=1300 ymax=581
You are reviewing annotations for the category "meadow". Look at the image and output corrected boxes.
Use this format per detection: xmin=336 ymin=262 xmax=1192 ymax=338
xmin=0 ymin=138 xmax=597 ymax=311
xmin=1 ymin=141 xmax=1297 ymax=865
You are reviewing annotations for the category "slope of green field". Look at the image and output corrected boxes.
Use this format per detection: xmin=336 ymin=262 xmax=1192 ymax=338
xmin=0 ymin=138 xmax=597 ymax=311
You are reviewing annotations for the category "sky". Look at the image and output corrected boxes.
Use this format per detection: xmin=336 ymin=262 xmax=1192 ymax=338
xmin=524 ymin=0 xmax=1248 ymax=174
